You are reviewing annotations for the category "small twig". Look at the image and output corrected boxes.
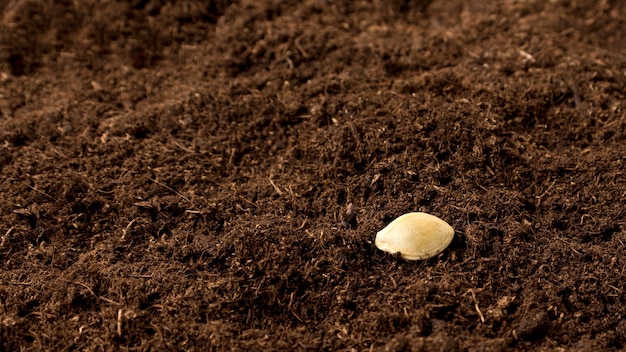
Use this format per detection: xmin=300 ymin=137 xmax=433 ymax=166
xmin=117 ymin=309 xmax=123 ymax=337
xmin=294 ymin=37 xmax=309 ymax=59
xmin=121 ymin=219 xmax=136 ymax=240
xmin=295 ymin=219 xmax=308 ymax=230
xmin=71 ymin=280 xmax=97 ymax=297
xmin=228 ymin=148 xmax=236 ymax=165
xmin=68 ymin=281 xmax=120 ymax=305
xmin=238 ymin=196 xmax=260 ymax=209
xmin=535 ymin=179 xmax=556 ymax=207
xmin=349 ymin=121 xmax=362 ymax=147
xmin=285 ymin=55 xmax=294 ymax=69
xmin=555 ymin=237 xmax=582 ymax=255
xmin=128 ymin=274 xmax=153 ymax=278
xmin=288 ymin=292 xmax=305 ymax=323
xmin=518 ymin=50 xmax=535 ymax=63
xmin=268 ymin=177 xmax=283 ymax=196
xmin=172 ymin=140 xmax=195 ymax=153
xmin=26 ymin=184 xmax=58 ymax=202
xmin=148 ymin=177 xmax=191 ymax=203
xmin=388 ymin=274 xmax=398 ymax=289
xmin=1 ymin=227 xmax=14 ymax=247
xmin=8 ymin=281 xmax=32 ymax=286
xmin=287 ymin=184 xmax=296 ymax=203
xmin=468 ymin=289 xmax=485 ymax=323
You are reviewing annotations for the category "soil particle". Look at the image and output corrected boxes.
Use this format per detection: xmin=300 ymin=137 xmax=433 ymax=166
xmin=514 ymin=309 xmax=550 ymax=342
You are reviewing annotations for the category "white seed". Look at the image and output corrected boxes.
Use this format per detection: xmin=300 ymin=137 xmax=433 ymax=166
xmin=375 ymin=212 xmax=454 ymax=260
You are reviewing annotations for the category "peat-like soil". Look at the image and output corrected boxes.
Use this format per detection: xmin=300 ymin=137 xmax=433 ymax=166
xmin=1 ymin=0 xmax=626 ymax=351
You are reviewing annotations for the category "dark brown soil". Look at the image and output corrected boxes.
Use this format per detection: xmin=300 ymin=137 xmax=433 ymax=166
xmin=1 ymin=0 xmax=625 ymax=351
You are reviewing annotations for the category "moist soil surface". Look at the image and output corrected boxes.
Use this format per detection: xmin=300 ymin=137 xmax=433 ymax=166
xmin=1 ymin=0 xmax=626 ymax=351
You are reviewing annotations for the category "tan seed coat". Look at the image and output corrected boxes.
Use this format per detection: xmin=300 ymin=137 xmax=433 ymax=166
xmin=375 ymin=212 xmax=454 ymax=260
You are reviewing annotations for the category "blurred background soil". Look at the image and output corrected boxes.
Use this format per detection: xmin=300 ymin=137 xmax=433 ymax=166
xmin=1 ymin=0 xmax=625 ymax=350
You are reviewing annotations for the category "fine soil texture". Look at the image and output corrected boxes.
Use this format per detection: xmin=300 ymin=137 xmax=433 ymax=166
xmin=1 ymin=0 xmax=626 ymax=351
